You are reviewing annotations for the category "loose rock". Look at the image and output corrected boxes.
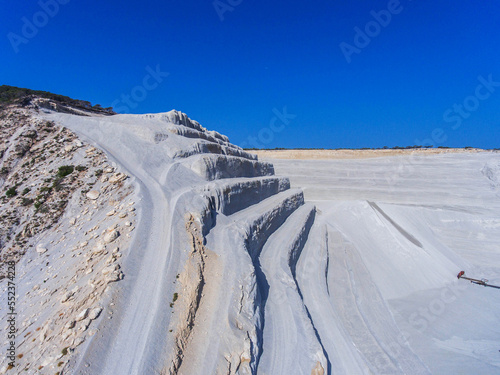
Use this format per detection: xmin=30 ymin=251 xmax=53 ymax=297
xmin=103 ymin=229 xmax=119 ymax=243
xmin=76 ymin=308 xmax=90 ymax=322
xmin=36 ymin=245 xmax=48 ymax=254
xmin=102 ymin=264 xmax=119 ymax=275
xmin=86 ymin=190 xmax=100 ymax=200
xmin=108 ymin=172 xmax=127 ymax=184
xmin=89 ymin=307 xmax=102 ymax=320
xmin=73 ymin=337 xmax=85 ymax=347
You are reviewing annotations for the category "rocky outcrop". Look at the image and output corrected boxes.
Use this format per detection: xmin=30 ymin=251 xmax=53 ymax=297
xmin=0 ymin=102 xmax=135 ymax=374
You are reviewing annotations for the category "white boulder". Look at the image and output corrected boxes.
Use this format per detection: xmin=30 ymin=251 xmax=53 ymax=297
xmin=86 ymin=190 xmax=100 ymax=200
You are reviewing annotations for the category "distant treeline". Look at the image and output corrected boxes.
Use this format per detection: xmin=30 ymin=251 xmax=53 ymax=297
xmin=0 ymin=85 xmax=114 ymax=114
xmin=244 ymin=146 xmax=500 ymax=151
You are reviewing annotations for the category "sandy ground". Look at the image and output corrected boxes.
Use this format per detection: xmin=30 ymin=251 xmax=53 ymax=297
xmin=250 ymin=148 xmax=491 ymax=160
xmin=8 ymin=106 xmax=498 ymax=375
xmin=269 ymin=152 xmax=500 ymax=374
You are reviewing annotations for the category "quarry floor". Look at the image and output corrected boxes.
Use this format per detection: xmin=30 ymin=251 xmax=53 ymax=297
xmin=252 ymin=150 xmax=500 ymax=374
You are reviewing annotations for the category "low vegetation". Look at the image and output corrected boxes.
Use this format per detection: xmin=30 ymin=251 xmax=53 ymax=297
xmin=5 ymin=187 xmax=17 ymax=198
xmin=57 ymin=165 xmax=74 ymax=178
xmin=0 ymin=85 xmax=114 ymax=114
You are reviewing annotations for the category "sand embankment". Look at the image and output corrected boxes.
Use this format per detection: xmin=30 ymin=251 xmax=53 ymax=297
xmin=250 ymin=148 xmax=490 ymax=160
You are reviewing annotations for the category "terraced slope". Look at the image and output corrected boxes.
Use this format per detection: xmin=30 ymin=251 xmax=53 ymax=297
xmin=22 ymin=110 xmax=326 ymax=375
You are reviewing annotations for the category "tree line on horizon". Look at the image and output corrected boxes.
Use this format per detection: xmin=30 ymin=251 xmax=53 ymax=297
xmin=243 ymin=146 xmax=500 ymax=151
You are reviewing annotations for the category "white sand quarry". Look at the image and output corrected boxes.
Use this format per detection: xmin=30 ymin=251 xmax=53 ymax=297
xmin=261 ymin=151 xmax=500 ymax=374
xmin=3 ymin=109 xmax=499 ymax=374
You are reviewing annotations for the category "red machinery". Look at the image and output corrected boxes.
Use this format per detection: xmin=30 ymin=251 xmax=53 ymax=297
xmin=457 ymin=271 xmax=500 ymax=289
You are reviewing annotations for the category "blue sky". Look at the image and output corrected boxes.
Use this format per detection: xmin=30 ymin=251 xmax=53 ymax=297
xmin=2 ymin=0 xmax=499 ymax=148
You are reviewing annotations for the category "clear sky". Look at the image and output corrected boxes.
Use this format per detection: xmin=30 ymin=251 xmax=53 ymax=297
xmin=2 ymin=0 xmax=499 ymax=148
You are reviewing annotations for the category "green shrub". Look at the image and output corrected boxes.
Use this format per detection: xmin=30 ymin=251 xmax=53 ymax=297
xmin=22 ymin=187 xmax=30 ymax=195
xmin=57 ymin=165 xmax=74 ymax=178
xmin=75 ymin=165 xmax=87 ymax=172
xmin=21 ymin=198 xmax=33 ymax=206
xmin=170 ymin=292 xmax=179 ymax=308
xmin=5 ymin=187 xmax=17 ymax=197
xmin=95 ymin=169 xmax=103 ymax=177
xmin=38 ymin=205 xmax=49 ymax=213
